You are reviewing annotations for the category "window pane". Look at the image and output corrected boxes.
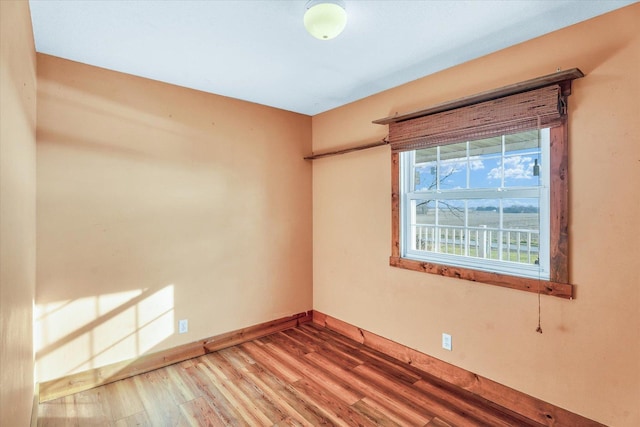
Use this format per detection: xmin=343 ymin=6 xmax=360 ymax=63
xmin=472 ymin=155 xmax=501 ymax=189
xmin=504 ymin=129 xmax=539 ymax=153
xmin=414 ymin=147 xmax=437 ymax=192
xmin=436 ymin=200 xmax=465 ymax=255
xmin=413 ymin=200 xmax=435 ymax=252
xmin=468 ymin=201 xmax=500 ymax=227
xmin=414 ymin=162 xmax=437 ymax=191
xmin=415 ymin=147 xmax=437 ymax=163
xmin=468 ymin=202 xmax=500 ymax=260
xmin=436 ymin=200 xmax=465 ymax=227
xmin=415 ymin=200 xmax=435 ymax=224
xmin=502 ymin=198 xmax=540 ymax=264
xmin=439 ymin=158 xmax=467 ymax=190
xmin=504 ymin=130 xmax=541 ymax=188
xmin=502 ymin=154 xmax=540 ymax=187
xmin=439 ymin=141 xmax=467 ymax=160
xmin=468 ymin=136 xmax=502 ymax=157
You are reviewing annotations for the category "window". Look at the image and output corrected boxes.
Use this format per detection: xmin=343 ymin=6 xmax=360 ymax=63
xmin=400 ymin=129 xmax=550 ymax=280
xmin=376 ymin=70 xmax=584 ymax=298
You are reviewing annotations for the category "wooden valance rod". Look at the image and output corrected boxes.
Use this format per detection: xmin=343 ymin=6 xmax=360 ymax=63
xmin=304 ymin=138 xmax=389 ymax=160
xmin=373 ymin=68 xmax=584 ymax=125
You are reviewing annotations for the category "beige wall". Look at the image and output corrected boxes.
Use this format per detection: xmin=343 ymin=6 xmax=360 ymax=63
xmin=0 ymin=1 xmax=38 ymax=425
xmin=313 ymin=4 xmax=639 ymax=427
xmin=35 ymin=55 xmax=313 ymax=382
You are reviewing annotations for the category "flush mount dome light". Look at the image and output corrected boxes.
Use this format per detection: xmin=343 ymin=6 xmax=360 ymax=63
xmin=304 ymin=0 xmax=347 ymax=40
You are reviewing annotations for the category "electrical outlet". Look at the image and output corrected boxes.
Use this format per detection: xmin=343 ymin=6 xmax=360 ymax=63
xmin=178 ymin=319 xmax=188 ymax=334
xmin=442 ymin=333 xmax=452 ymax=351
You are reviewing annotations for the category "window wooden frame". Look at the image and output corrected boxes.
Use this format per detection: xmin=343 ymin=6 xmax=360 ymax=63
xmin=390 ymin=123 xmax=571 ymax=298
xmin=381 ymin=70 xmax=582 ymax=299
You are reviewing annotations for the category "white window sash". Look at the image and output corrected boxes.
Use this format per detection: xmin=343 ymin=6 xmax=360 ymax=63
xmin=399 ymin=129 xmax=550 ymax=280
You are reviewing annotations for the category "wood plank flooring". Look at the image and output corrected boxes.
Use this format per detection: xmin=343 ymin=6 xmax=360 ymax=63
xmin=37 ymin=323 xmax=543 ymax=426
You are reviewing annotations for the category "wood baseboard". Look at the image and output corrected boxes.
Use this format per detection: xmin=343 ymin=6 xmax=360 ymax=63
xmin=38 ymin=311 xmax=312 ymax=403
xmin=38 ymin=308 xmax=601 ymax=426
xmin=312 ymin=310 xmax=603 ymax=427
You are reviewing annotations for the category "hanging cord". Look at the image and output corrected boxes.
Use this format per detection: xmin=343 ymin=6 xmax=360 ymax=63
xmin=535 ymin=115 xmax=543 ymax=334
xmin=536 ymin=283 xmax=543 ymax=333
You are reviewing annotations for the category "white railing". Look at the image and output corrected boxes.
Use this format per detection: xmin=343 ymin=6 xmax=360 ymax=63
xmin=412 ymin=224 xmax=540 ymax=264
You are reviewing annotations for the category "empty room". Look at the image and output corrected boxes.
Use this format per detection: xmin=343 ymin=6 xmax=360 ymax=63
xmin=1 ymin=1 xmax=638 ymax=426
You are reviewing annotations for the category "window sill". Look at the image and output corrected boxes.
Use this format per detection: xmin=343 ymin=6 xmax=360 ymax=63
xmin=389 ymin=256 xmax=573 ymax=299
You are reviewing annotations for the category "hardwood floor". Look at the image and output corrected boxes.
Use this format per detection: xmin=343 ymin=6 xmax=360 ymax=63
xmin=38 ymin=323 xmax=543 ymax=426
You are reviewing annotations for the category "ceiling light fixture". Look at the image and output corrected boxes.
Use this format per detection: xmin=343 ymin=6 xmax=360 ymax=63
xmin=304 ymin=0 xmax=347 ymax=40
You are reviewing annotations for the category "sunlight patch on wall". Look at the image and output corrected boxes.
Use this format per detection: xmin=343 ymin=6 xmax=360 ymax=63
xmin=35 ymin=285 xmax=174 ymax=382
